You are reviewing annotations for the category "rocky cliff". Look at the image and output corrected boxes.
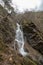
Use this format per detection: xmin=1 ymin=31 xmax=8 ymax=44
xmin=0 ymin=5 xmax=43 ymax=65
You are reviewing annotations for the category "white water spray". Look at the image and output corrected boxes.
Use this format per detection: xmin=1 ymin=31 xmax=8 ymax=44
xmin=15 ymin=23 xmax=27 ymax=56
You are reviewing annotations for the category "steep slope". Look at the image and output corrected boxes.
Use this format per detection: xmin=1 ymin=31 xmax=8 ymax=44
xmin=0 ymin=5 xmax=43 ymax=65
xmin=16 ymin=12 xmax=43 ymax=55
xmin=23 ymin=22 xmax=43 ymax=55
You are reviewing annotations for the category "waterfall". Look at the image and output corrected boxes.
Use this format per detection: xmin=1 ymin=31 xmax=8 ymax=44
xmin=15 ymin=23 xmax=27 ymax=56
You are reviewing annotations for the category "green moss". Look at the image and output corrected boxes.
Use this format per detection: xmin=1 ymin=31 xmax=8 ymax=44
xmin=0 ymin=40 xmax=5 ymax=51
xmin=0 ymin=55 xmax=3 ymax=62
xmin=22 ymin=57 xmax=37 ymax=65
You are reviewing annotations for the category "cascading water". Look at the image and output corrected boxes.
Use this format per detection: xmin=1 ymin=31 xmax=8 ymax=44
xmin=15 ymin=23 xmax=27 ymax=56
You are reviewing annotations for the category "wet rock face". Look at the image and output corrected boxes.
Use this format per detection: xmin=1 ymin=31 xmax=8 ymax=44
xmin=23 ymin=22 xmax=43 ymax=55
